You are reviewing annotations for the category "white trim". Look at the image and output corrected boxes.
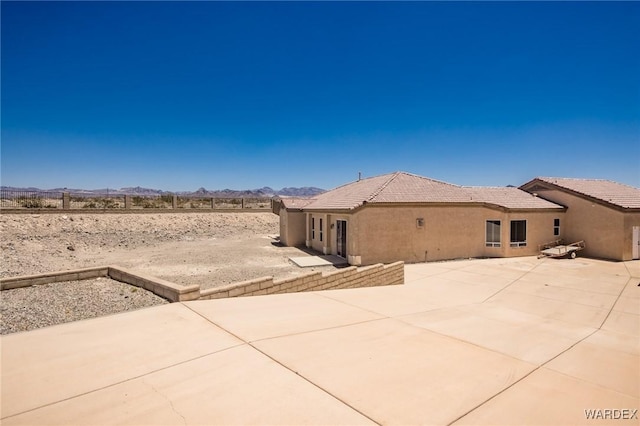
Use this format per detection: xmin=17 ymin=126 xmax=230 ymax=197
xmin=485 ymin=219 xmax=501 ymax=248
xmin=509 ymin=219 xmax=527 ymax=248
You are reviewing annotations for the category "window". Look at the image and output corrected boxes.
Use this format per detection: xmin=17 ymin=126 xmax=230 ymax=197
xmin=486 ymin=220 xmax=501 ymax=247
xmin=510 ymin=220 xmax=527 ymax=247
xmin=553 ymin=218 xmax=560 ymax=236
xmin=311 ymin=217 xmax=315 ymax=239
xmin=319 ymin=218 xmax=323 ymax=242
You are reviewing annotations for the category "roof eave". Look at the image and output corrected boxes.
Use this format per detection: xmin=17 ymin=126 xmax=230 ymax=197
xmin=520 ymin=178 xmax=637 ymax=212
xmin=305 ymin=201 xmax=565 ymax=212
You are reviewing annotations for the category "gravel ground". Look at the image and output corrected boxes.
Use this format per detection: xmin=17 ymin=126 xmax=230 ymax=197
xmin=0 ymin=277 xmax=168 ymax=335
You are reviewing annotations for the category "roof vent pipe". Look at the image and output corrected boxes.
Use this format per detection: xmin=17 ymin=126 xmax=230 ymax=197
xmin=358 ymin=171 xmax=362 ymax=181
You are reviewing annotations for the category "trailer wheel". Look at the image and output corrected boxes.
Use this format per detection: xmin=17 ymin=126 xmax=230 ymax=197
xmin=570 ymin=252 xmax=577 ymax=259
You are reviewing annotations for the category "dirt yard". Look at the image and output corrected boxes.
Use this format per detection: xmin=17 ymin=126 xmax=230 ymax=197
xmin=0 ymin=212 xmax=330 ymax=289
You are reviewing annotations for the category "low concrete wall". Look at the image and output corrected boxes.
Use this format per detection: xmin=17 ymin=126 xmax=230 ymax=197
xmin=108 ymin=267 xmax=200 ymax=302
xmin=1 ymin=262 xmax=404 ymax=302
xmin=0 ymin=266 xmax=200 ymax=302
xmin=199 ymin=261 xmax=404 ymax=300
xmin=0 ymin=266 xmax=109 ymax=290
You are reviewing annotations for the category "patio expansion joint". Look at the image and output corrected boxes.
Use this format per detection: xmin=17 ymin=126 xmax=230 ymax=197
xmin=597 ymin=277 xmax=637 ymax=330
xmin=528 ymin=280 xmax=627 ymax=298
xmin=313 ymin=294 xmax=549 ymax=370
xmin=623 ymin=261 xmax=639 ymax=279
xmin=539 ymin=363 xmax=640 ymax=400
xmin=0 ymin=343 xmax=247 ymax=421
xmin=447 ymin=327 xmax=601 ymax=426
xmin=447 ymin=270 xmax=636 ymax=426
xmin=314 ymin=292 xmax=488 ymax=325
xmin=182 ymin=303 xmax=383 ymax=426
xmin=481 ymin=258 xmax=547 ymax=303
xmin=316 ymin=288 xmax=568 ymax=354
xmin=315 ymin=292 xmax=402 ymax=317
xmin=498 ymin=287 xmax=619 ymax=311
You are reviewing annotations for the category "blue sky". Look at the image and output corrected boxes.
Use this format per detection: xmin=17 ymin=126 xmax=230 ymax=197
xmin=2 ymin=1 xmax=639 ymax=191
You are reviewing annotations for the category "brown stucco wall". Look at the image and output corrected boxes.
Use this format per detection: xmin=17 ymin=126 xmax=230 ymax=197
xmin=532 ymin=188 xmax=640 ymax=260
xmin=303 ymin=205 xmax=564 ymax=265
xmin=349 ymin=205 xmax=564 ymax=264
xmin=307 ymin=213 xmax=352 ymax=257
xmin=623 ymin=213 xmax=640 ymax=260
xmin=279 ymin=210 xmax=306 ymax=247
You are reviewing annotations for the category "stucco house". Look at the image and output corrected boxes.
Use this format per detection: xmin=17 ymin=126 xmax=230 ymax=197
xmin=520 ymin=177 xmax=640 ymax=261
xmin=273 ymin=171 xmax=567 ymax=265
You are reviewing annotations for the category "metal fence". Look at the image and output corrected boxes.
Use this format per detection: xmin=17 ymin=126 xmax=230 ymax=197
xmin=69 ymin=193 xmax=126 ymax=210
xmin=0 ymin=190 xmax=273 ymax=211
xmin=0 ymin=190 xmax=64 ymax=209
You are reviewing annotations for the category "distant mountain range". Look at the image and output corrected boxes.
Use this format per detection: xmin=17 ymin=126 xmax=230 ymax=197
xmin=0 ymin=185 xmax=325 ymax=198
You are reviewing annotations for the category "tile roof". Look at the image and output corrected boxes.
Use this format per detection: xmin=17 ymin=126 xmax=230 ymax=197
xmin=465 ymin=186 xmax=563 ymax=209
xmin=278 ymin=197 xmax=316 ymax=210
xmin=527 ymin=177 xmax=640 ymax=209
xmin=300 ymin=172 xmax=563 ymax=210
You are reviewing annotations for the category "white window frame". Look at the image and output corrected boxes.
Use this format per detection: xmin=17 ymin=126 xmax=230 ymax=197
xmin=311 ymin=217 xmax=315 ymax=240
xmin=486 ymin=220 xmax=501 ymax=248
xmin=510 ymin=220 xmax=527 ymax=248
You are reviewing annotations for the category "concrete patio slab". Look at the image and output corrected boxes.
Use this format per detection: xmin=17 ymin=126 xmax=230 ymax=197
xmin=1 ymin=303 xmax=242 ymax=418
xmin=502 ymin=278 xmax=620 ymax=309
xmin=184 ymin=291 xmax=383 ymax=342
xmin=402 ymin=275 xmax=506 ymax=306
xmin=583 ymin=329 xmax=639 ymax=355
xmin=458 ymin=262 xmax=538 ymax=279
xmin=453 ymin=367 xmax=639 ymax=426
xmin=400 ymin=304 xmax=594 ymax=364
xmin=319 ymin=284 xmax=442 ymax=317
xmin=289 ymin=254 xmax=348 ymax=267
xmin=4 ymin=345 xmax=375 ymax=426
xmin=254 ymin=318 xmax=536 ymax=425
xmin=436 ymin=268 xmax=516 ymax=287
xmin=523 ymin=271 xmax=620 ymax=290
xmin=484 ymin=290 xmax=611 ymax=328
xmin=625 ymin=261 xmax=640 ymax=278
xmin=621 ymin=279 xmax=640 ymax=299
xmin=516 ymin=271 xmax=630 ymax=297
xmin=545 ymin=340 xmax=639 ymax=398
xmin=612 ymin=292 xmax=640 ymax=315
xmin=403 ymin=264 xmax=452 ymax=283
xmin=601 ymin=310 xmax=640 ymax=336
xmin=1 ymin=256 xmax=638 ymax=425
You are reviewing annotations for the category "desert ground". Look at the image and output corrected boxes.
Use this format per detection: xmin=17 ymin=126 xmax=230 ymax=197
xmin=0 ymin=211 xmax=333 ymax=286
xmin=1 ymin=211 xmax=340 ymax=334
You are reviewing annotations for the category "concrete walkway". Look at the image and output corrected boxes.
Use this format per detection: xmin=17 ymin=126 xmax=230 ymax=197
xmin=289 ymin=254 xmax=350 ymax=267
xmin=1 ymin=257 xmax=638 ymax=425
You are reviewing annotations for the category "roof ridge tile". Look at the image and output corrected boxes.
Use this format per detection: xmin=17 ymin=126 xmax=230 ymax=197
xmin=367 ymin=172 xmax=401 ymax=202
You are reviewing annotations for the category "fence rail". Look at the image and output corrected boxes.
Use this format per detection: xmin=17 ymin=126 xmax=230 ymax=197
xmin=0 ymin=191 xmax=64 ymax=209
xmin=0 ymin=190 xmax=273 ymax=211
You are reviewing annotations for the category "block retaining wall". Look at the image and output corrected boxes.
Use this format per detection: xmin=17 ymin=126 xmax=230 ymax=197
xmin=0 ymin=266 xmax=200 ymax=302
xmin=199 ymin=261 xmax=404 ymax=300
xmin=0 ymin=262 xmax=404 ymax=302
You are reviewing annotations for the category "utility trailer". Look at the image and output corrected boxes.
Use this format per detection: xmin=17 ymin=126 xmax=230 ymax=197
xmin=538 ymin=240 xmax=586 ymax=259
